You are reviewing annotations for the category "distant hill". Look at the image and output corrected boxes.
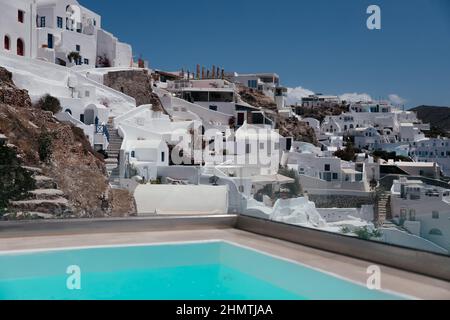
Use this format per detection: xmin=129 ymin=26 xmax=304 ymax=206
xmin=411 ymin=105 xmax=450 ymax=132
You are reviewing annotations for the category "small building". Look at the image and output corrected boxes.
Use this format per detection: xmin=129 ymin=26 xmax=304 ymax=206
xmin=390 ymin=178 xmax=450 ymax=252
xmin=353 ymin=127 xmax=381 ymax=150
xmin=301 ymin=94 xmax=341 ymax=108
xmin=0 ymin=0 xmax=37 ymax=58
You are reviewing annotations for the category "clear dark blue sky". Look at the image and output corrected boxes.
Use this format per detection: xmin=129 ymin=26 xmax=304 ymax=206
xmin=80 ymin=0 xmax=450 ymax=108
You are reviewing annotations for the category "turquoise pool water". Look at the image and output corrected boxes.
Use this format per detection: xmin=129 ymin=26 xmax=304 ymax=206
xmin=0 ymin=241 xmax=402 ymax=300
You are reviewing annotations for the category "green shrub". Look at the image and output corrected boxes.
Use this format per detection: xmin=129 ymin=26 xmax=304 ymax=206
xmin=38 ymin=131 xmax=54 ymax=163
xmin=35 ymin=94 xmax=61 ymax=114
xmin=353 ymin=226 xmax=383 ymax=240
xmin=0 ymin=145 xmax=35 ymax=214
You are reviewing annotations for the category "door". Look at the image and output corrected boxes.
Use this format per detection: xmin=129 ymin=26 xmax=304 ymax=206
xmin=47 ymin=33 xmax=53 ymax=49
xmin=17 ymin=39 xmax=24 ymax=56
xmin=237 ymin=112 xmax=246 ymax=126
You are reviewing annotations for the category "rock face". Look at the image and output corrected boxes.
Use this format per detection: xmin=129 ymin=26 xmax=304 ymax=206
xmin=104 ymin=69 xmax=154 ymax=107
xmin=237 ymin=85 xmax=318 ymax=145
xmin=0 ymin=66 xmax=136 ymax=219
xmin=238 ymin=85 xmax=277 ymax=110
xmin=411 ymin=105 xmax=450 ymax=133
xmin=0 ymin=67 xmax=31 ymax=108
xmin=294 ymin=104 xmax=349 ymax=123
xmin=276 ymin=116 xmax=318 ymax=145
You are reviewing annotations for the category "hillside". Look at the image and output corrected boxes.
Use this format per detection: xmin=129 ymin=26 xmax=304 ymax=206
xmin=411 ymin=106 xmax=450 ymax=133
xmin=294 ymin=104 xmax=349 ymax=123
xmin=237 ymin=85 xmax=318 ymax=145
xmin=0 ymin=67 xmax=135 ymax=219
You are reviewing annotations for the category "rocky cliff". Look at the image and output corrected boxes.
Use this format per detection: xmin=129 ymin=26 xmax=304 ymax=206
xmin=103 ymin=69 xmax=165 ymax=113
xmin=411 ymin=105 xmax=450 ymax=136
xmin=0 ymin=67 xmax=135 ymax=219
xmin=237 ymin=85 xmax=318 ymax=145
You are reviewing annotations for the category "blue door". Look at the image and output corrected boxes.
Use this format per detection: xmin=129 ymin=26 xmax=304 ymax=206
xmin=47 ymin=34 xmax=53 ymax=49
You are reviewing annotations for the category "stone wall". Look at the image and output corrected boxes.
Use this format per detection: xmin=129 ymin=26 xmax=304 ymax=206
xmin=104 ymin=69 xmax=153 ymax=107
xmin=308 ymin=194 xmax=375 ymax=208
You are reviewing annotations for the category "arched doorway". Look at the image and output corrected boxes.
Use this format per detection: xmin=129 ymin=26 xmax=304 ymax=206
xmin=84 ymin=106 xmax=96 ymax=125
xmin=4 ymin=35 xmax=10 ymax=50
xmin=17 ymin=38 xmax=24 ymax=56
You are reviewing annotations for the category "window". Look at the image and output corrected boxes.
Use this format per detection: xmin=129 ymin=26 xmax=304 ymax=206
xmin=16 ymin=39 xmax=24 ymax=56
xmin=161 ymin=152 xmax=165 ymax=163
xmin=4 ymin=35 xmax=10 ymax=50
xmin=84 ymin=58 xmax=89 ymax=65
xmin=400 ymin=209 xmax=407 ymax=221
xmin=57 ymin=16 xmax=63 ymax=28
xmin=209 ymin=91 xmax=234 ymax=102
xmin=246 ymin=144 xmax=251 ymax=154
xmin=248 ymin=80 xmax=258 ymax=88
xmin=332 ymin=173 xmax=338 ymax=180
xmin=40 ymin=16 xmax=46 ymax=28
xmin=324 ymin=164 xmax=331 ymax=172
xmin=76 ymin=45 xmax=80 ymax=52
xmin=409 ymin=210 xmax=416 ymax=221
xmin=432 ymin=211 xmax=439 ymax=219
xmin=18 ymin=10 xmax=24 ymax=23
xmin=209 ymin=105 xmax=217 ymax=111
xmin=322 ymin=172 xmax=332 ymax=182
xmin=186 ymin=91 xmax=208 ymax=102
xmin=131 ymin=151 xmax=135 ymax=158
xmin=429 ymin=229 xmax=443 ymax=236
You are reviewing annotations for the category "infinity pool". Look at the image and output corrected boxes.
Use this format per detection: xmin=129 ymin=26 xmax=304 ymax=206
xmin=0 ymin=241 xmax=402 ymax=300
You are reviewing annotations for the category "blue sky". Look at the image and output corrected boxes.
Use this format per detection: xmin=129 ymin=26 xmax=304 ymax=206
xmin=80 ymin=0 xmax=450 ymax=108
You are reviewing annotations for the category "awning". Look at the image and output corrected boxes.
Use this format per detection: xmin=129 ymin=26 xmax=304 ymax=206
xmin=251 ymin=174 xmax=295 ymax=185
xmin=342 ymin=168 xmax=359 ymax=175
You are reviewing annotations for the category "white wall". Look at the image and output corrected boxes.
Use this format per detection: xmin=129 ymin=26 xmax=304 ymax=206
xmin=0 ymin=0 xmax=37 ymax=58
xmin=134 ymin=185 xmax=229 ymax=215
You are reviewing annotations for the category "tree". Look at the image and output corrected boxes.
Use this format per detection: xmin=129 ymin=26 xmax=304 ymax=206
xmin=334 ymin=141 xmax=359 ymax=162
xmin=67 ymin=51 xmax=81 ymax=64
xmin=35 ymin=94 xmax=61 ymax=114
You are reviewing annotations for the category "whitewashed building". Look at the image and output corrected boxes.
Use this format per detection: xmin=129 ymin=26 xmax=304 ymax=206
xmin=0 ymin=0 xmax=132 ymax=67
xmin=301 ymin=94 xmax=341 ymax=108
xmin=409 ymin=138 xmax=450 ymax=177
xmin=390 ymin=178 xmax=450 ymax=252
xmin=0 ymin=0 xmax=38 ymax=58
xmin=283 ymin=152 xmax=373 ymax=196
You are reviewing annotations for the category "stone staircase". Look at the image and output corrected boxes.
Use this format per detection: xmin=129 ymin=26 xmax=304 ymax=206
xmin=7 ymin=167 xmax=72 ymax=219
xmin=376 ymin=191 xmax=391 ymax=227
xmin=105 ymin=118 xmax=123 ymax=188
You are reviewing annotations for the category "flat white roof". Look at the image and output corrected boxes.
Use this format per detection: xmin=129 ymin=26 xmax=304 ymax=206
xmin=390 ymin=161 xmax=438 ymax=167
